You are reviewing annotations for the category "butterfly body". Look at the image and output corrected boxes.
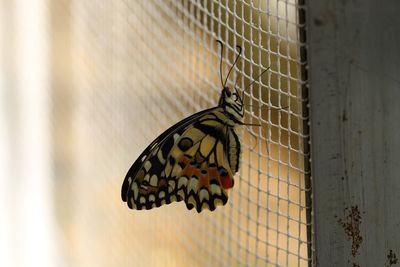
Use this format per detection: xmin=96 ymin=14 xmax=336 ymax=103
xmin=121 ymin=86 xmax=245 ymax=213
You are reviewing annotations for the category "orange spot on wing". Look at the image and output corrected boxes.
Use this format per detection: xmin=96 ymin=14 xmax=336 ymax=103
xmin=178 ymin=155 xmax=190 ymax=166
xmin=193 ymin=169 xmax=201 ymax=179
xmin=198 ymin=172 xmax=209 ymax=188
xmin=146 ymin=186 xmax=158 ymax=193
xmin=208 ymin=168 xmax=219 ymax=179
xmin=181 ymin=165 xmax=195 ymax=177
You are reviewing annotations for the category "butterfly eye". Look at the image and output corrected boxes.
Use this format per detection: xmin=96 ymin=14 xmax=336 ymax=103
xmin=224 ymin=87 xmax=231 ymax=97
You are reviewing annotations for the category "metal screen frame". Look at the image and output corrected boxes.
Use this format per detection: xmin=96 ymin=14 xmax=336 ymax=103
xmin=307 ymin=1 xmax=400 ymax=266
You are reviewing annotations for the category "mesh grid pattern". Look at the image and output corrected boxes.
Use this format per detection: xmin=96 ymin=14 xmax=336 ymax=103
xmin=50 ymin=0 xmax=310 ymax=266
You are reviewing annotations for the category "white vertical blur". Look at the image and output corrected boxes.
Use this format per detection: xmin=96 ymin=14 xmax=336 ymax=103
xmin=8 ymin=0 xmax=55 ymax=266
xmin=0 ymin=2 xmax=12 ymax=265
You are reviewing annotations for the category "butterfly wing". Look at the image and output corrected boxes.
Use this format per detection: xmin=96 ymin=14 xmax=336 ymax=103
xmin=121 ymin=107 xmax=217 ymax=203
xmin=122 ymin=108 xmax=241 ymax=213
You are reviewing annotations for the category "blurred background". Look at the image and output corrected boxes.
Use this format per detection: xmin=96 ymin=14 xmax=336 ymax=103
xmin=0 ymin=0 xmax=310 ymax=266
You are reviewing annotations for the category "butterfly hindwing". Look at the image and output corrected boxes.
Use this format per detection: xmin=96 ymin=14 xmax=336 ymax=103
xmin=165 ymin=120 xmax=235 ymax=212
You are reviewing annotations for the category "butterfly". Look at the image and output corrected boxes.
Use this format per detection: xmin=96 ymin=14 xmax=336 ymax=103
xmin=121 ymin=41 xmax=262 ymax=213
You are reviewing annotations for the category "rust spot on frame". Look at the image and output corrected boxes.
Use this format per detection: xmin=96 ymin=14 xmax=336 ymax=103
xmin=338 ymin=205 xmax=363 ymax=257
xmin=386 ymin=250 xmax=398 ymax=266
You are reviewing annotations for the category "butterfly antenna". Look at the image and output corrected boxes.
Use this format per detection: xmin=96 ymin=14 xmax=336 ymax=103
xmin=216 ymin=40 xmax=225 ymax=88
xmin=224 ymin=45 xmax=242 ymax=88
xmin=244 ymin=67 xmax=270 ymax=91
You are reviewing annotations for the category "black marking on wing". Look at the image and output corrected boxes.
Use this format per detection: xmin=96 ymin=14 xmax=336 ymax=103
xmin=193 ymin=122 xmax=227 ymax=147
xmin=183 ymin=186 xmax=228 ymax=213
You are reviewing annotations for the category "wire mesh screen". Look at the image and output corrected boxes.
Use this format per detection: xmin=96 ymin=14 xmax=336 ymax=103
xmin=50 ymin=0 xmax=310 ymax=266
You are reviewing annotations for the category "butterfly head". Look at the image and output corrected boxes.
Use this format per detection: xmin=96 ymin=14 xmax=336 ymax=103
xmin=218 ymin=86 xmax=244 ymax=123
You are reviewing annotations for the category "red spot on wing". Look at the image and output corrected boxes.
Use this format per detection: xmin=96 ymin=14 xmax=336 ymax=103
xmin=220 ymin=175 xmax=233 ymax=189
